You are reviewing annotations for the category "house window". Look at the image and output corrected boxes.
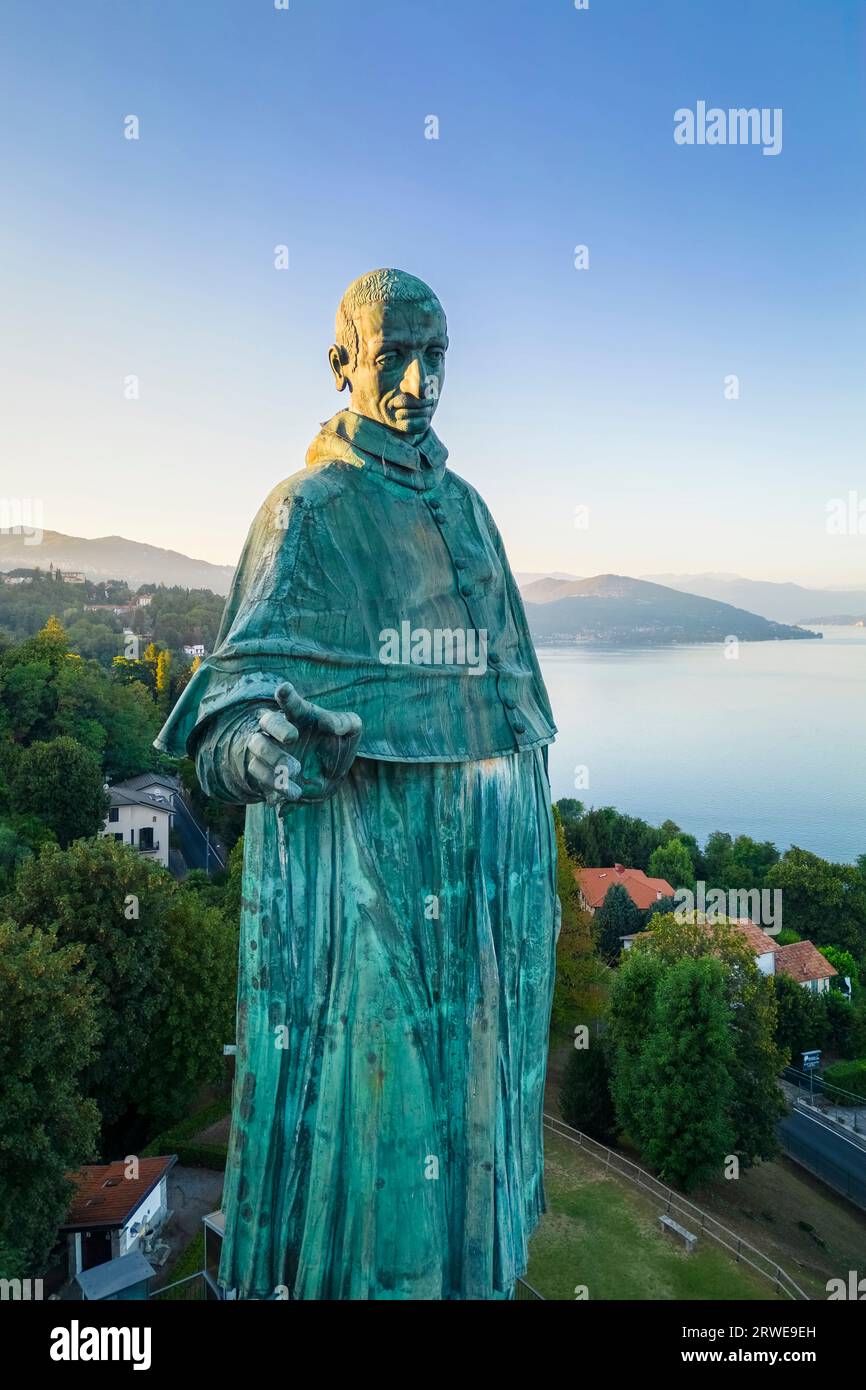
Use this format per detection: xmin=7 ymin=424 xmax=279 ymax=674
xmin=139 ymin=827 xmax=154 ymax=852
xmin=113 ymin=834 xmax=123 ymax=843
xmin=108 ymin=808 xmax=119 ymax=823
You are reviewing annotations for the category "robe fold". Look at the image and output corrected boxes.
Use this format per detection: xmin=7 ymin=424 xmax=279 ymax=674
xmin=156 ymin=411 xmax=559 ymax=1299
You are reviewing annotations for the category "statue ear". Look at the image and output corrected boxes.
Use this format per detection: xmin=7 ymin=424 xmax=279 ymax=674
xmin=329 ymin=344 xmax=350 ymax=392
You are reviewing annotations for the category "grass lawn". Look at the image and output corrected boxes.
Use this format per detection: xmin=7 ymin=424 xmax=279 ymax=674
xmin=690 ymin=1155 xmax=866 ymax=1300
xmin=527 ymin=1131 xmax=782 ymax=1300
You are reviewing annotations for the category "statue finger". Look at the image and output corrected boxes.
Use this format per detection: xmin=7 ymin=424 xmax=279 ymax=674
xmin=249 ymin=754 xmax=300 ymax=804
xmin=275 ymin=682 xmax=319 ymax=728
xmin=258 ymin=710 xmax=299 ymax=746
xmin=248 ymin=732 xmax=300 ymax=777
xmin=314 ymin=707 xmax=363 ymax=739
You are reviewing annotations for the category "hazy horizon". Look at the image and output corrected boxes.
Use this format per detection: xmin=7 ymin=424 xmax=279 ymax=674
xmin=3 ymin=522 xmax=866 ymax=596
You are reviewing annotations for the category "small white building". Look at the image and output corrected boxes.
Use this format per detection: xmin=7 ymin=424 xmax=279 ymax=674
xmin=101 ymin=775 xmax=175 ymax=870
xmin=183 ymin=643 xmax=206 ymax=658
xmin=61 ymin=1155 xmax=176 ymax=1281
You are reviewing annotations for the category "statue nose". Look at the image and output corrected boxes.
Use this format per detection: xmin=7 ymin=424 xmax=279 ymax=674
xmin=399 ymin=357 xmax=423 ymax=398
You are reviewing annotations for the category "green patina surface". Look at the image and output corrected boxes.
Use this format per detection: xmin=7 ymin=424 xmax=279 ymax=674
xmin=157 ymin=271 xmax=559 ymax=1299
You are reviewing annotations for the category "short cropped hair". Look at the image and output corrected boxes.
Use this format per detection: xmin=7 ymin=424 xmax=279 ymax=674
xmin=335 ymin=268 xmax=445 ymax=367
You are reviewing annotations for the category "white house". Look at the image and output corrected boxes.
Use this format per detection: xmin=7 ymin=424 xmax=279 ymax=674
xmin=101 ymin=775 xmax=175 ymax=870
xmin=183 ymin=643 xmax=206 ymax=658
xmin=60 ymin=1155 xmax=176 ymax=1281
xmin=773 ymin=939 xmax=838 ymax=994
xmin=623 ymin=916 xmax=838 ymax=993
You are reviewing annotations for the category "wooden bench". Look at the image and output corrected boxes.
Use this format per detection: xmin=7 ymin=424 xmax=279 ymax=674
xmin=658 ymin=1213 xmax=697 ymax=1253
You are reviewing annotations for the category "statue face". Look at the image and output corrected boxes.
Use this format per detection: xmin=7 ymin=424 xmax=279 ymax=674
xmin=330 ymin=300 xmax=448 ymax=439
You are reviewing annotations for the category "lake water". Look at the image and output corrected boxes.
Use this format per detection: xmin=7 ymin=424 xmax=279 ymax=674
xmin=538 ymin=627 xmax=866 ymax=864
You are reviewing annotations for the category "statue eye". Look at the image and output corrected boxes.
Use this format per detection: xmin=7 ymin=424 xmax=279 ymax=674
xmin=376 ymin=353 xmax=398 ymax=368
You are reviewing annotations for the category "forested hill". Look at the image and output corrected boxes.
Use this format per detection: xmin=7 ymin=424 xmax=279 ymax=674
xmin=524 ymin=575 xmax=820 ymax=645
xmin=0 ymin=529 xmax=234 ymax=594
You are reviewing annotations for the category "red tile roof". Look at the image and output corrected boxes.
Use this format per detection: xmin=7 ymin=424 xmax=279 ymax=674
xmin=577 ymin=864 xmax=675 ymax=912
xmin=774 ymin=941 xmax=838 ymax=985
xmin=61 ymin=1156 xmax=176 ymax=1231
xmin=726 ymin=918 xmax=780 ymax=956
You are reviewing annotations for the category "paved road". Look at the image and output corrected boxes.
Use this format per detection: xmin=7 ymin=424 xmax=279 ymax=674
xmin=171 ymin=792 xmax=226 ymax=874
xmin=779 ymin=1107 xmax=866 ymax=1211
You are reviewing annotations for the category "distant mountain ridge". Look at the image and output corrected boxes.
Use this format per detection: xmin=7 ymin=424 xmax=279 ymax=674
xmin=523 ymin=574 xmax=819 ymax=645
xmin=0 ymin=534 xmax=839 ymax=642
xmin=0 ymin=529 xmax=235 ymax=595
xmin=641 ymin=573 xmax=866 ymax=625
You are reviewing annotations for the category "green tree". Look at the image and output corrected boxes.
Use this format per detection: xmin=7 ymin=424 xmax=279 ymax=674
xmin=563 ymin=805 xmax=668 ymax=873
xmin=823 ymin=992 xmax=866 ymax=1060
xmin=0 ymin=659 xmax=56 ymax=741
xmin=135 ymin=892 xmax=237 ymax=1132
xmin=647 ymin=837 xmax=695 ymax=894
xmin=642 ymin=957 xmax=735 ymax=1191
xmin=594 ymin=882 xmax=642 ymax=964
xmin=728 ymin=835 xmax=780 ymax=890
xmin=0 ymin=815 xmax=55 ymax=892
xmin=771 ymin=973 xmax=828 ymax=1062
xmin=607 ymin=948 xmax=665 ymax=1151
xmin=703 ymin=831 xmax=779 ymax=892
xmin=10 ymin=736 xmax=109 ymax=847
xmin=820 ymin=945 xmax=860 ymax=996
xmin=624 ymin=914 xmax=785 ymax=1170
xmin=765 ymin=848 xmax=866 ymax=957
xmin=102 ymin=681 xmax=162 ymax=781
xmin=643 ymin=894 xmax=678 ymax=925
xmin=66 ymin=619 xmax=123 ymax=664
xmin=3 ymin=836 xmax=239 ymax=1138
xmin=559 ymin=1040 xmax=618 ymax=1145
xmin=3 ymin=838 xmax=170 ymax=1128
xmin=550 ymin=809 xmax=608 ymax=1031
xmin=729 ymin=965 xmax=787 ymax=1165
xmin=0 ymin=921 xmax=100 ymax=1277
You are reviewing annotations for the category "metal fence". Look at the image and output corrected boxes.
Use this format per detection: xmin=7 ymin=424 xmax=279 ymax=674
xmin=783 ymin=1066 xmax=865 ymax=1125
xmin=149 ymin=1272 xmax=208 ymax=1301
xmin=150 ymin=1270 xmax=545 ymax=1301
xmin=543 ymin=1113 xmax=810 ymax=1301
xmin=515 ymin=1277 xmax=545 ymax=1301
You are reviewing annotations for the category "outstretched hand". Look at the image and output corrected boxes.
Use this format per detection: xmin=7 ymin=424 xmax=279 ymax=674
xmin=244 ymin=682 xmax=363 ymax=807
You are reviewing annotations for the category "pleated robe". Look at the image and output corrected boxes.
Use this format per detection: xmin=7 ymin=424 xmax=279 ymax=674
xmin=156 ymin=410 xmax=559 ymax=1299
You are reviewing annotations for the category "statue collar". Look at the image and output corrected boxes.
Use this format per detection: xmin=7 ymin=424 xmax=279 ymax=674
xmin=306 ymin=410 xmax=448 ymax=492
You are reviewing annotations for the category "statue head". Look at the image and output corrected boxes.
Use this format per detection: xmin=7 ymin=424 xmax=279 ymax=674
xmin=329 ymin=269 xmax=448 ymax=440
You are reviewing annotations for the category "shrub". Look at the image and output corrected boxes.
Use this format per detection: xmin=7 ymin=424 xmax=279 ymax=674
xmin=822 ymin=1059 xmax=866 ymax=1104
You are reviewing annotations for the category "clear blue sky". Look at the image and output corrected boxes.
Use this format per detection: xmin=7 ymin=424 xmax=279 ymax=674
xmin=2 ymin=0 xmax=863 ymax=586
